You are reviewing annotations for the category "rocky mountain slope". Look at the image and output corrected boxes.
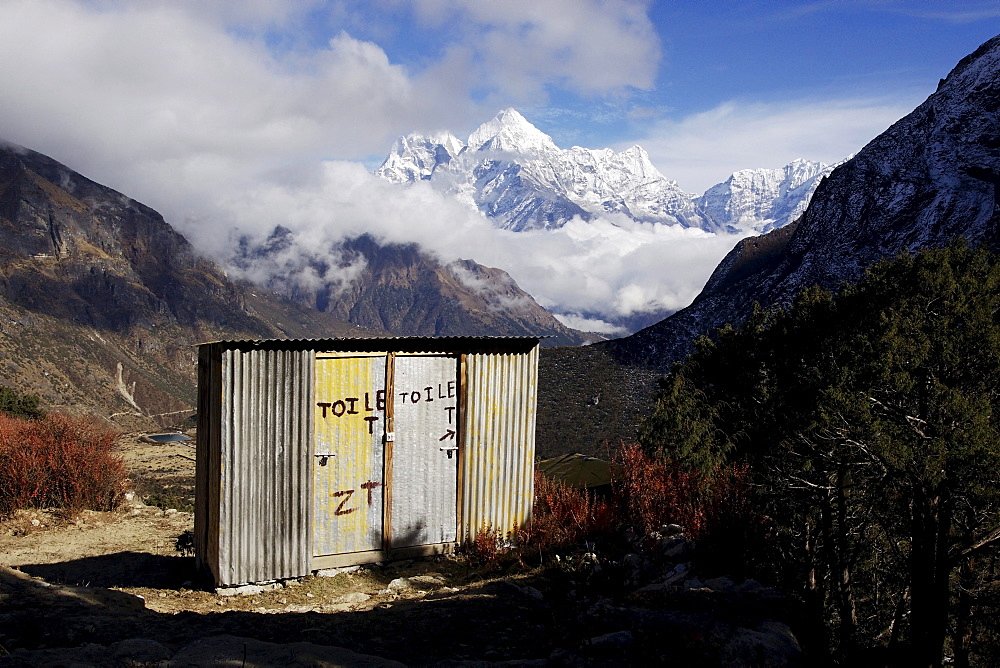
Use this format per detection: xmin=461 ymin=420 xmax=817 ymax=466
xmin=0 ymin=143 xmax=370 ymax=426
xmin=234 ymin=230 xmax=593 ymax=346
xmin=537 ymin=34 xmax=1000 ymax=455
xmin=376 ymin=108 xmax=831 ymax=236
xmin=605 ymin=34 xmax=1000 ymax=370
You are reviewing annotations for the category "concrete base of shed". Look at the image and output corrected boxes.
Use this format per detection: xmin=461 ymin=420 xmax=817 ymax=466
xmin=311 ymin=542 xmax=457 ymax=572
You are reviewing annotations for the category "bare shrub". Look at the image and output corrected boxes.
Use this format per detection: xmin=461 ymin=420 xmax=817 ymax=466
xmin=0 ymin=412 xmax=126 ymax=515
xmin=524 ymin=471 xmax=613 ymax=553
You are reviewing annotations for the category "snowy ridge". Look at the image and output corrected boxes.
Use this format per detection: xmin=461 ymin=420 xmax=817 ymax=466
xmin=376 ymin=108 xmax=831 ymax=235
xmin=696 ymin=158 xmax=842 ymax=233
xmin=376 ymin=108 xmax=714 ymax=232
xmin=608 ymin=34 xmax=1000 ymax=369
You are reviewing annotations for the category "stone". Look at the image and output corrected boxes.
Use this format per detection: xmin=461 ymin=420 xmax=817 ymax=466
xmin=658 ymin=570 xmax=687 ymax=586
xmin=409 ymin=574 xmax=446 ymax=587
xmin=110 ymin=638 xmax=172 ymax=664
xmin=704 ymin=576 xmax=735 ymax=592
xmin=216 ymin=584 xmax=264 ymax=597
xmin=387 ymin=577 xmax=411 ymax=592
xmin=521 ymin=586 xmax=544 ymax=601
xmin=718 ymin=621 xmax=801 ymax=667
xmin=589 ymin=630 xmax=634 ymax=649
xmin=735 ymin=578 xmax=765 ymax=593
xmin=315 ymin=565 xmax=361 ymax=577
xmin=658 ymin=535 xmax=691 ymax=560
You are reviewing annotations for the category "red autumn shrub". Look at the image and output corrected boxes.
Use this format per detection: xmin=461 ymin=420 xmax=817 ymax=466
xmin=611 ymin=442 xmax=714 ymax=538
xmin=468 ymin=524 xmax=506 ymax=569
xmin=525 ymin=471 xmax=613 ymax=552
xmin=0 ymin=412 xmax=126 ymax=514
xmin=526 ymin=443 xmax=758 ymax=565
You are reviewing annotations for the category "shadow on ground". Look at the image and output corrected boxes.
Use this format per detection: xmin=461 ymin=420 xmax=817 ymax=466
xmin=17 ymin=552 xmax=195 ymax=589
xmin=0 ymin=563 xmax=560 ymax=665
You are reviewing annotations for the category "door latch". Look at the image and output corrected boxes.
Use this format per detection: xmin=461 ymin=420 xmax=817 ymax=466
xmin=439 ymin=446 xmax=459 ymax=459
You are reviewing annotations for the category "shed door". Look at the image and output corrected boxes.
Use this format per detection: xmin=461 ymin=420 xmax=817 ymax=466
xmin=313 ymin=354 xmax=386 ymax=556
xmin=391 ymin=355 xmax=459 ymax=548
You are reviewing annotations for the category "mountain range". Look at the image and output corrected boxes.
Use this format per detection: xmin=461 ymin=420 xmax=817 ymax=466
xmin=2 ymin=34 xmax=997 ymax=439
xmin=604 ymin=33 xmax=1000 ymax=370
xmin=0 ymin=143 xmax=372 ymax=426
xmin=233 ymin=229 xmax=591 ymax=346
xmin=537 ymin=34 xmax=1000 ymax=456
xmin=376 ymin=108 xmax=836 ymax=235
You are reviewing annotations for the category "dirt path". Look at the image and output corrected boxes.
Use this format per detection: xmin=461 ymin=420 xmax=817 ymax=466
xmin=0 ymin=434 xmax=569 ymax=665
xmin=0 ymin=501 xmax=565 ymax=665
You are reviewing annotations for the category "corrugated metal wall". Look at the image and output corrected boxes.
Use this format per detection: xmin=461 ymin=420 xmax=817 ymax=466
xmin=460 ymin=347 xmax=538 ymax=540
xmin=209 ymin=346 xmax=315 ymax=586
xmin=194 ymin=344 xmax=222 ymax=580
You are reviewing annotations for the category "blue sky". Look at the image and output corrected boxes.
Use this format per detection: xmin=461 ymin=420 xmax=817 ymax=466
xmin=302 ymin=1 xmax=1000 ymax=185
xmin=0 ymin=1 xmax=996 ymax=329
xmin=1 ymin=1 xmax=996 ymax=192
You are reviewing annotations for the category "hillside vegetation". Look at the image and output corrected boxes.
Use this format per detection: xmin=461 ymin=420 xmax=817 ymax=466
xmin=641 ymin=242 xmax=1000 ymax=665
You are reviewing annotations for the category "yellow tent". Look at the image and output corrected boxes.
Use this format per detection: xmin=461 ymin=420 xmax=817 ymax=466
xmin=536 ymin=453 xmax=611 ymax=489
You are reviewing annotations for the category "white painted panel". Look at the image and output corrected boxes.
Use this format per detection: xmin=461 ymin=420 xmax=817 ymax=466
xmin=391 ymin=355 xmax=459 ymax=547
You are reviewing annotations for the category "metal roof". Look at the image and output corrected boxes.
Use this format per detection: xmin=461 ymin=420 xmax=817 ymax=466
xmin=197 ymin=336 xmax=542 ymax=354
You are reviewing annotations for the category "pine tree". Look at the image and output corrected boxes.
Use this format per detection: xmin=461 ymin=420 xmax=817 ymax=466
xmin=641 ymin=242 xmax=1000 ymax=664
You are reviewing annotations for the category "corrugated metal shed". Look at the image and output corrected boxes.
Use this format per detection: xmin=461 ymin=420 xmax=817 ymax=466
xmin=196 ymin=336 xmax=539 ymax=587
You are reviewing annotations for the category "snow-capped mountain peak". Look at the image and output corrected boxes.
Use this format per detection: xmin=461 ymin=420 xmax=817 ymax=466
xmin=375 ymin=108 xmax=834 ymax=235
xmin=376 ymin=130 xmax=464 ymax=184
xmin=467 ymin=107 xmax=558 ymax=154
xmin=695 ymin=159 xmax=839 ymax=233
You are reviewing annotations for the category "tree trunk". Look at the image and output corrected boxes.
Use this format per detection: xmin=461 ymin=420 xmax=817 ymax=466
xmin=908 ymin=485 xmax=953 ymax=667
xmin=803 ymin=509 xmax=830 ymax=654
xmin=834 ymin=466 xmax=858 ymax=654
xmin=953 ymin=558 xmax=976 ymax=668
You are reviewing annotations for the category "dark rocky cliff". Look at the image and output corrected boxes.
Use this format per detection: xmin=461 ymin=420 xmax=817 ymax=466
xmin=604 ymin=34 xmax=1000 ymax=370
xmin=0 ymin=143 xmax=367 ymax=426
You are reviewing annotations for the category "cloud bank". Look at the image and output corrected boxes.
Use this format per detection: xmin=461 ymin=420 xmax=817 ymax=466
xmin=222 ymin=161 xmax=744 ymax=332
xmin=636 ymin=97 xmax=917 ymax=193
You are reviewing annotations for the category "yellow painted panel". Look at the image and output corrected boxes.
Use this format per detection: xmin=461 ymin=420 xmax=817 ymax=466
xmin=313 ymin=355 xmax=387 ymax=556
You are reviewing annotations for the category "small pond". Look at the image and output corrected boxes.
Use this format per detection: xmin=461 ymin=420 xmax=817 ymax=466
xmin=142 ymin=433 xmax=192 ymax=443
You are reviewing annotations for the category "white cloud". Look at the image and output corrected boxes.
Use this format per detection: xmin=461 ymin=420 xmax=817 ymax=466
xmin=219 ymin=162 xmax=742 ymax=327
xmin=0 ymin=0 xmax=457 ymax=220
xmin=635 ymin=96 xmax=921 ymax=193
xmin=413 ymin=0 xmax=660 ymax=99
xmin=552 ymin=313 xmax=625 ymax=336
